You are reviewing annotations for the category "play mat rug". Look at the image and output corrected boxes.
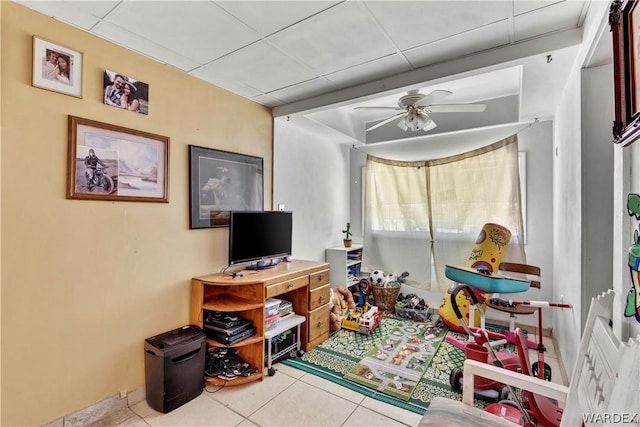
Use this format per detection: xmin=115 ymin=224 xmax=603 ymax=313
xmin=281 ymin=315 xmax=499 ymax=414
xmin=344 ymin=321 xmax=447 ymax=401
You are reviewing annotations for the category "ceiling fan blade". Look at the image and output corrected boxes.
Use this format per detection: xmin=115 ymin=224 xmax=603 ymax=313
xmin=366 ymin=112 xmax=406 ymax=131
xmin=416 ymin=89 xmax=452 ymax=106
xmin=428 ymin=103 xmax=487 ymax=113
xmin=355 ymin=106 xmax=403 ymax=111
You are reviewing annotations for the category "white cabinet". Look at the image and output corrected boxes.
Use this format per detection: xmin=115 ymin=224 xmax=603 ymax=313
xmin=325 ymin=244 xmax=363 ymax=287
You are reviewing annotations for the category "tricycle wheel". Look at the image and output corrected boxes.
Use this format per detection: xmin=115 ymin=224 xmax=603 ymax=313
xmin=449 ymin=367 xmax=463 ymax=391
xmin=499 ymin=386 xmax=511 ymax=401
xmin=532 ymin=361 xmax=552 ymax=381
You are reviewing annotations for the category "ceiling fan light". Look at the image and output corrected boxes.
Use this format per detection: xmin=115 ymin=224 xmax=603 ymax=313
xmin=397 ymin=117 xmax=409 ymax=131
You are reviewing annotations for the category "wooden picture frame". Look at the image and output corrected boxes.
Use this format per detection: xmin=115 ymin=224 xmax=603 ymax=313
xmin=189 ymin=145 xmax=263 ymax=229
xmin=67 ymin=116 xmax=169 ymax=202
xmin=32 ymin=36 xmax=83 ymax=98
xmin=611 ymin=0 xmax=640 ymax=145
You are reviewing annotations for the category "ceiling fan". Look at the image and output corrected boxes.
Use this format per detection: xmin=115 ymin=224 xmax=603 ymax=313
xmin=355 ymin=89 xmax=487 ymax=132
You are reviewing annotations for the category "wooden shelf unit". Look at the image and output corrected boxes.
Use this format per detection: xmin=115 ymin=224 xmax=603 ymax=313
xmin=190 ymin=259 xmax=330 ymax=386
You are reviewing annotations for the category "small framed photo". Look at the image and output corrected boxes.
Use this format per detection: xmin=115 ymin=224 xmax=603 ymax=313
xmin=189 ymin=145 xmax=263 ymax=228
xmin=103 ymin=70 xmax=149 ymax=115
xmin=32 ymin=36 xmax=83 ymax=98
xmin=67 ymin=116 xmax=169 ymax=202
xmin=611 ymin=0 xmax=640 ymax=145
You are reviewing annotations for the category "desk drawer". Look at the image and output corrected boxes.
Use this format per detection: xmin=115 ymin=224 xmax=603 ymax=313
xmin=308 ymin=304 xmax=330 ymax=343
xmin=266 ymin=275 xmax=308 ymax=298
xmin=309 ymin=269 xmax=330 ymax=290
xmin=309 ymin=284 xmax=330 ymax=311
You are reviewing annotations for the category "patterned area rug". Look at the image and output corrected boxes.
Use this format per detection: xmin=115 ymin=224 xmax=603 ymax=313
xmin=281 ymin=315 xmax=495 ymax=414
xmin=344 ymin=320 xmax=447 ymax=401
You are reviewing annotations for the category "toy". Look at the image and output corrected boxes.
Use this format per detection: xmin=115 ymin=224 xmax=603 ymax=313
xmin=358 ymin=305 xmax=382 ymax=334
xmin=439 ymin=223 xmax=513 ymax=331
xmin=355 ymin=278 xmax=375 ymax=307
xmin=329 ymin=287 xmax=356 ymax=332
xmin=369 ymin=270 xmax=387 ymax=287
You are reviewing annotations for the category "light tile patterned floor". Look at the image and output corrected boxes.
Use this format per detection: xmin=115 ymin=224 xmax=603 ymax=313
xmin=93 ymin=338 xmax=564 ymax=427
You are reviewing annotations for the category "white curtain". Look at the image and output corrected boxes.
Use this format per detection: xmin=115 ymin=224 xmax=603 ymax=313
xmin=362 ymin=158 xmax=431 ymax=288
xmin=363 ymin=135 xmax=525 ymax=291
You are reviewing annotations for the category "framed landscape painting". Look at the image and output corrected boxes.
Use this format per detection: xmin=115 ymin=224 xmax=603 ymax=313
xmin=67 ymin=116 xmax=169 ymax=202
xmin=189 ymin=145 xmax=263 ymax=228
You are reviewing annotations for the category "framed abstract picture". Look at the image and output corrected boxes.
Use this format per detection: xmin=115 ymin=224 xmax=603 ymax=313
xmin=67 ymin=116 xmax=169 ymax=202
xmin=32 ymin=36 xmax=83 ymax=98
xmin=189 ymin=145 xmax=263 ymax=228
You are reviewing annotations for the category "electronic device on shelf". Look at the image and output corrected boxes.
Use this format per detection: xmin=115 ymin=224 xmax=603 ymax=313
xmin=228 ymin=211 xmax=293 ymax=270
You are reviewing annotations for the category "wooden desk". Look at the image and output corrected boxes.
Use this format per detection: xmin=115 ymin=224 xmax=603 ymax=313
xmin=190 ymin=259 xmax=330 ymax=385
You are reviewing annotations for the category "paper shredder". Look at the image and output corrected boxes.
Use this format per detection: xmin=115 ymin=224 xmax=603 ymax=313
xmin=144 ymin=325 xmax=206 ymax=413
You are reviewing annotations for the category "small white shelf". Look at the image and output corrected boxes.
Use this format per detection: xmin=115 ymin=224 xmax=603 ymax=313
xmin=326 ymin=245 xmax=364 ymax=287
xmin=264 ymin=313 xmax=305 ymax=339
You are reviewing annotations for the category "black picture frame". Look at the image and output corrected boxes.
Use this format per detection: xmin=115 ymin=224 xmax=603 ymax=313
xmin=611 ymin=0 xmax=640 ymax=145
xmin=189 ymin=145 xmax=264 ymax=229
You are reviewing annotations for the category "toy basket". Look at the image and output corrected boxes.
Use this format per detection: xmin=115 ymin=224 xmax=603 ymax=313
xmin=372 ymin=286 xmax=401 ymax=311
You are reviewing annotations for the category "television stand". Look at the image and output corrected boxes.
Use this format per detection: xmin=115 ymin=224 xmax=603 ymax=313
xmin=246 ymin=259 xmax=281 ymax=270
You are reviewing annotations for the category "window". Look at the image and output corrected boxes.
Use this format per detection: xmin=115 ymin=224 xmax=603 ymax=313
xmin=362 ymin=135 xmax=525 ymax=291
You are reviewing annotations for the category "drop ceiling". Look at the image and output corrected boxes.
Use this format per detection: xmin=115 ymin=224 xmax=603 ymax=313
xmin=18 ymin=0 xmax=611 ymax=152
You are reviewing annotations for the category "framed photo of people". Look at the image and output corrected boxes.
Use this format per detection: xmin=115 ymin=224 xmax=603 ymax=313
xmin=32 ymin=36 xmax=83 ymax=98
xmin=103 ymin=70 xmax=149 ymax=115
xmin=611 ymin=0 xmax=640 ymax=146
xmin=67 ymin=116 xmax=169 ymax=203
xmin=189 ymin=145 xmax=264 ymax=229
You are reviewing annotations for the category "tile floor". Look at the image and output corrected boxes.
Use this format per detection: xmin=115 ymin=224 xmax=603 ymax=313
xmin=92 ymin=334 xmax=564 ymax=427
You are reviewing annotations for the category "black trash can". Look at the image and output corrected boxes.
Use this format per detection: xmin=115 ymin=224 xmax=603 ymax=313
xmin=144 ymin=325 xmax=206 ymax=413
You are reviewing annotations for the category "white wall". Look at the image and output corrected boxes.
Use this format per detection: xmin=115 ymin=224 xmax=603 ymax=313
xmin=273 ymin=118 xmax=351 ymax=262
xmin=581 ymin=64 xmax=614 ymax=326
xmin=553 ymin=66 xmax=583 ymax=371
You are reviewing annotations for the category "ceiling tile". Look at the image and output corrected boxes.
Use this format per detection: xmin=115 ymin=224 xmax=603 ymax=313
xmin=514 ymin=0 xmax=585 ymax=41
xmin=251 ymin=93 xmax=286 ymax=108
xmin=16 ymin=0 xmax=101 ymax=30
xmin=513 ymin=0 xmax=566 ymax=16
xmin=92 ymin=21 xmax=200 ymax=71
xmin=267 ymin=78 xmax=338 ymax=104
xmin=65 ymin=1 xmax=120 ymax=18
xmin=215 ymin=1 xmax=341 ymax=37
xmin=325 ymin=54 xmax=412 ymax=89
xmin=189 ymin=69 xmax=263 ymax=99
xmin=100 ymin=1 xmax=260 ymax=64
xmin=365 ymin=0 xmax=511 ymax=51
xmin=403 ymin=20 xmax=511 ymax=69
xmin=190 ymin=41 xmax=318 ymax=93
xmin=267 ymin=1 xmax=398 ymax=75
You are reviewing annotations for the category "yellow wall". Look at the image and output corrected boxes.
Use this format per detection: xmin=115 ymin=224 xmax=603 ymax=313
xmin=1 ymin=3 xmax=273 ymax=425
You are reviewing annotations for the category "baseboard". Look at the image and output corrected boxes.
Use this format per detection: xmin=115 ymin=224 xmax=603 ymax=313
xmin=42 ymin=387 xmax=146 ymax=427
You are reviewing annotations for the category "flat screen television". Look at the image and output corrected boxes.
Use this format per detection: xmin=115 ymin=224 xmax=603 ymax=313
xmin=228 ymin=211 xmax=292 ymax=270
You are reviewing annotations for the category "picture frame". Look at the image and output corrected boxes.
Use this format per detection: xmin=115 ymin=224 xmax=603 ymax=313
xmin=611 ymin=0 xmax=640 ymax=146
xmin=67 ymin=116 xmax=169 ymax=202
xmin=189 ymin=145 xmax=263 ymax=229
xmin=103 ymin=70 xmax=150 ymax=115
xmin=32 ymin=36 xmax=83 ymax=98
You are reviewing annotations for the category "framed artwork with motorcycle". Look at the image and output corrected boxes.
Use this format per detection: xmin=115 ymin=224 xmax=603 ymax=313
xmin=189 ymin=145 xmax=263 ymax=229
xmin=67 ymin=115 xmax=169 ymax=202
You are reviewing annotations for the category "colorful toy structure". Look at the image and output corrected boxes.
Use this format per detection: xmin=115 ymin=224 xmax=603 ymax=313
xmin=439 ymin=223 xmax=513 ymax=332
